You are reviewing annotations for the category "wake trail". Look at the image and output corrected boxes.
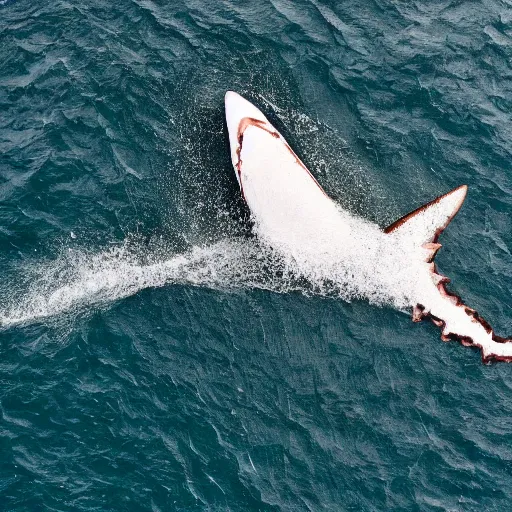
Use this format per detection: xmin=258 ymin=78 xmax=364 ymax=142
xmin=0 ymin=238 xmax=332 ymax=328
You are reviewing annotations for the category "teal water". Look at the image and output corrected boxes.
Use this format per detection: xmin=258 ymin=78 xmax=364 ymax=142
xmin=1 ymin=0 xmax=512 ymax=510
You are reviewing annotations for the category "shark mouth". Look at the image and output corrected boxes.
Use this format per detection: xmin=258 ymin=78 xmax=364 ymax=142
xmin=407 ymin=258 xmax=512 ymax=363
xmin=416 ymin=263 xmax=512 ymax=364
xmin=225 ymin=91 xmax=512 ymax=364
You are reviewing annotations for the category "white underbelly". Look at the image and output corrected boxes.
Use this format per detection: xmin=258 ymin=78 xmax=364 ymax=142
xmin=240 ymin=126 xmax=350 ymax=255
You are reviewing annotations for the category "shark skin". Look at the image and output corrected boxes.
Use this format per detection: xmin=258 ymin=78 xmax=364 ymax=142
xmin=224 ymin=91 xmax=512 ymax=363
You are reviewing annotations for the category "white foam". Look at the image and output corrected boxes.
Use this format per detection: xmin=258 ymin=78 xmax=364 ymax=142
xmin=0 ymin=238 xmax=311 ymax=328
xmin=0 ymin=225 xmax=419 ymax=329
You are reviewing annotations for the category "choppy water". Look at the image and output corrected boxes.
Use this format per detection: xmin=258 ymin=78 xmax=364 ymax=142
xmin=1 ymin=0 xmax=512 ymax=510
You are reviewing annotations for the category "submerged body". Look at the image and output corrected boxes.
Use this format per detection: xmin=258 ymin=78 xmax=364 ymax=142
xmin=225 ymin=91 xmax=512 ymax=362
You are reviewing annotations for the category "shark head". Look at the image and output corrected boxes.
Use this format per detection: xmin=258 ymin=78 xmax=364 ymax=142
xmin=225 ymin=91 xmax=274 ymax=184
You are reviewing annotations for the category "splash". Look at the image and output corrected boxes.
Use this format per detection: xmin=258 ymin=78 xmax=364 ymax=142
xmin=1 ymin=225 xmax=402 ymax=329
xmin=0 ymin=238 xmax=337 ymax=328
xmin=0 ymin=240 xmax=242 ymax=327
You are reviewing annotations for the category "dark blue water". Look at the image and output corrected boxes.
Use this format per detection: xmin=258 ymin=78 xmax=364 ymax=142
xmin=1 ymin=1 xmax=511 ymax=510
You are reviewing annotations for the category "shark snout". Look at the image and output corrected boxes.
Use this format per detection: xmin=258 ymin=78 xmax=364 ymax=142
xmin=225 ymin=91 xmax=269 ymax=171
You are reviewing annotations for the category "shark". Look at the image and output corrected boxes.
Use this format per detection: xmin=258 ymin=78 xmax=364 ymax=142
xmin=224 ymin=91 xmax=512 ymax=363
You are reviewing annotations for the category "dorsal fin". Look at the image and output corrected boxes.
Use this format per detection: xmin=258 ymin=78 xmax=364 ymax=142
xmin=384 ymin=185 xmax=467 ymax=244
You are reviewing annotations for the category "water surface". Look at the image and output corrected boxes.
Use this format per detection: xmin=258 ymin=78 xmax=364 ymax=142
xmin=1 ymin=0 xmax=511 ymax=510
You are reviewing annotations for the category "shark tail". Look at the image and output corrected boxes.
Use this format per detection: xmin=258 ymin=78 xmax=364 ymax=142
xmin=386 ymin=185 xmax=512 ymax=363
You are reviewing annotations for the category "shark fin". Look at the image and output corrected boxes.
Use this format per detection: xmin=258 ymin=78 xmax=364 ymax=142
xmin=384 ymin=185 xmax=467 ymax=245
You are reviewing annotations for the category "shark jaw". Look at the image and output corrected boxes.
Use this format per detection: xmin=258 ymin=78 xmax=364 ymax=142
xmin=224 ymin=91 xmax=512 ymax=364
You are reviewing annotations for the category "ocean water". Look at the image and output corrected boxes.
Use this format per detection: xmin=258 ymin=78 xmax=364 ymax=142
xmin=1 ymin=0 xmax=512 ymax=510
